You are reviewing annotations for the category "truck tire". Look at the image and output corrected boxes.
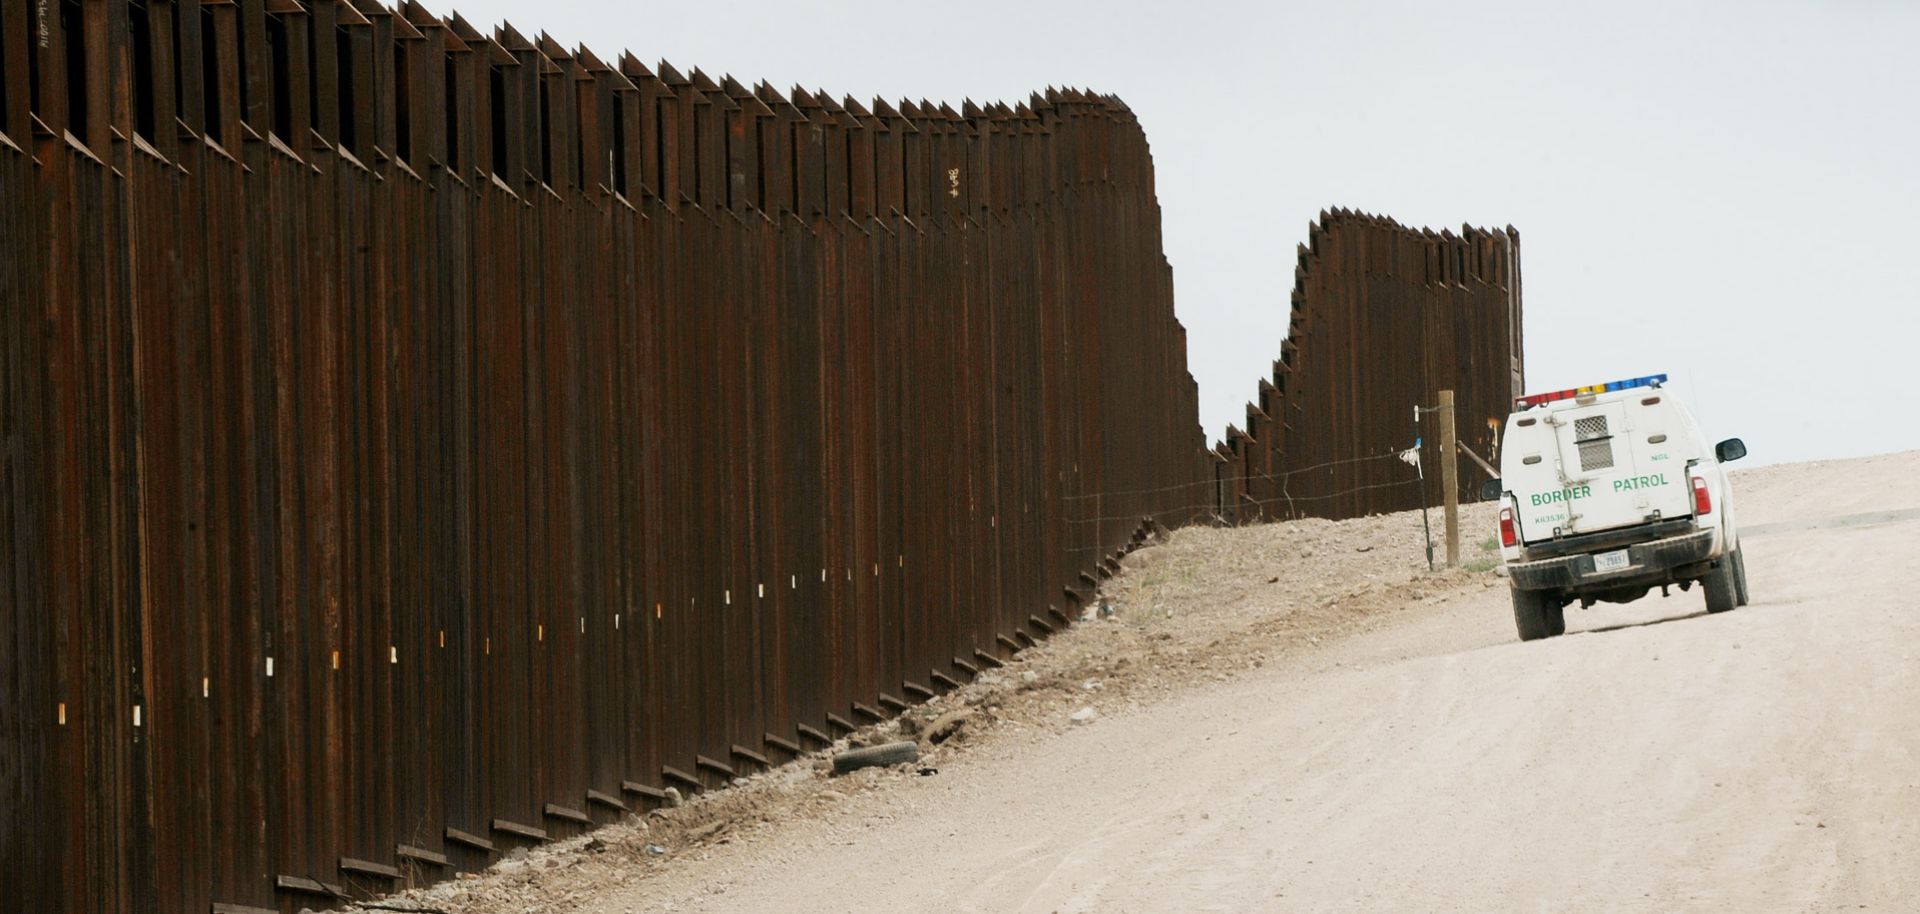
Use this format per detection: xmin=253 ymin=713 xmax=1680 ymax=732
xmin=1512 ymin=587 xmax=1564 ymax=641
xmin=1703 ymin=554 xmax=1739 ymax=614
xmin=1731 ymin=546 xmax=1750 ymax=606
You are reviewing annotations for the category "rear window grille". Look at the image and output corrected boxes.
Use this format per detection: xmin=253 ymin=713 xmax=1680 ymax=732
xmin=1579 ymin=439 xmax=1614 ymax=471
xmin=1574 ymin=416 xmax=1609 ymax=441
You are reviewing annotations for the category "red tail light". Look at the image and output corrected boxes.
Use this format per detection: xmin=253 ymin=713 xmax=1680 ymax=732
xmin=1691 ymin=475 xmax=1712 ymax=516
xmin=1498 ymin=507 xmax=1517 ymax=547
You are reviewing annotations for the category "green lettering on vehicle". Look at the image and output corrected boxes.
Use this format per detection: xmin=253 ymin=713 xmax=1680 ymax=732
xmin=1612 ymin=473 xmax=1669 ymax=492
xmin=1529 ymin=485 xmax=1592 ymax=507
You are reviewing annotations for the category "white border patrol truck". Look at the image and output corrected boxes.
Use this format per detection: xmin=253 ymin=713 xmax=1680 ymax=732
xmin=1482 ymin=374 xmax=1750 ymax=641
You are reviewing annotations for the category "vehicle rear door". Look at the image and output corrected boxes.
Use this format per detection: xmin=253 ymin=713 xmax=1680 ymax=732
xmin=1545 ymin=398 xmax=1684 ymax=535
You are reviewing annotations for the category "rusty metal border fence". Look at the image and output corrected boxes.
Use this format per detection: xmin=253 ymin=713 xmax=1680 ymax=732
xmin=1211 ymin=210 xmax=1524 ymax=523
xmin=0 ymin=3 xmax=1213 ymax=912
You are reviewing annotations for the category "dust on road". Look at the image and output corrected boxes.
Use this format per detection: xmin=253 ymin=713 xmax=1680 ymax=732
xmin=360 ymin=451 xmax=1920 ymax=914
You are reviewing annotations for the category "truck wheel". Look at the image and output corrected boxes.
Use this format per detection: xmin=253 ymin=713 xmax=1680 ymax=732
xmin=1731 ymin=546 xmax=1750 ymax=606
xmin=1703 ymin=554 xmax=1739 ymax=614
xmin=1512 ymin=587 xmax=1564 ymax=641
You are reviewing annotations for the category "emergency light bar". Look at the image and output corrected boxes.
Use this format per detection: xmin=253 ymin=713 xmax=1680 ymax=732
xmin=1514 ymin=373 xmax=1667 ymax=409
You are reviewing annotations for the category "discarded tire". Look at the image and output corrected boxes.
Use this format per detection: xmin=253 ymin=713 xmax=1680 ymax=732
xmin=832 ymin=741 xmax=920 ymax=776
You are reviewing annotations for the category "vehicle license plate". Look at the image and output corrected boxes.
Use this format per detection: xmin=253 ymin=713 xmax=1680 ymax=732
xmin=1592 ymin=549 xmax=1631 ymax=573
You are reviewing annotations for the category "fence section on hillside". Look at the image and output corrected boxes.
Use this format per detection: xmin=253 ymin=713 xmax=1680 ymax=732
xmin=0 ymin=3 xmax=1209 ymax=912
xmin=1212 ymin=210 xmax=1524 ymax=523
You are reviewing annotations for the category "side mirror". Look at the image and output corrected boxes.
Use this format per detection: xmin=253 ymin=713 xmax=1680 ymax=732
xmin=1715 ymin=438 xmax=1747 ymax=463
xmin=1478 ymin=478 xmax=1504 ymax=501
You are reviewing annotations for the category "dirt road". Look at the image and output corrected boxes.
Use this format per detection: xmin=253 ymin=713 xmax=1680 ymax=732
xmin=396 ymin=453 xmax=1920 ymax=913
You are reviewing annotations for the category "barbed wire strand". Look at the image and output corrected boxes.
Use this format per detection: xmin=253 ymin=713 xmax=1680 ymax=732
xmin=1059 ymin=447 xmax=1411 ymax=503
xmin=1063 ymin=476 xmax=1424 ymax=528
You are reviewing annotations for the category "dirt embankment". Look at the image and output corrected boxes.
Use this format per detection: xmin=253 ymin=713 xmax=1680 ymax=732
xmin=346 ymin=503 xmax=1501 ymax=914
xmin=350 ymin=451 xmax=1920 ymax=914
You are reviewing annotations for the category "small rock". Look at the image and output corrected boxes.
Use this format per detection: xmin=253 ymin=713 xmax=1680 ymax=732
xmin=1069 ymin=706 xmax=1097 ymax=725
xmin=1493 ymin=565 xmax=1510 ymax=578
xmin=664 ymin=787 xmax=684 ymax=808
xmin=645 ymin=843 xmax=668 ymax=856
xmin=732 ymin=777 xmax=749 ymax=788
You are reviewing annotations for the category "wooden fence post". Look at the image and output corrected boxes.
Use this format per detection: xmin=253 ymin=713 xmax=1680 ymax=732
xmin=1440 ymin=389 xmax=1459 ymax=567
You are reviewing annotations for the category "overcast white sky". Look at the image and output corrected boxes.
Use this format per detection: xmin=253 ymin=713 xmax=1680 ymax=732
xmin=448 ymin=0 xmax=1918 ymax=466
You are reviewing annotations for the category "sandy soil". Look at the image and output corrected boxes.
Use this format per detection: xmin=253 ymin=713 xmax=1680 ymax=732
xmin=352 ymin=451 xmax=1920 ymax=914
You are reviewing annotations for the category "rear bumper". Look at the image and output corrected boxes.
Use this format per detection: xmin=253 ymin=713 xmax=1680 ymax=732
xmin=1508 ymin=527 xmax=1718 ymax=593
